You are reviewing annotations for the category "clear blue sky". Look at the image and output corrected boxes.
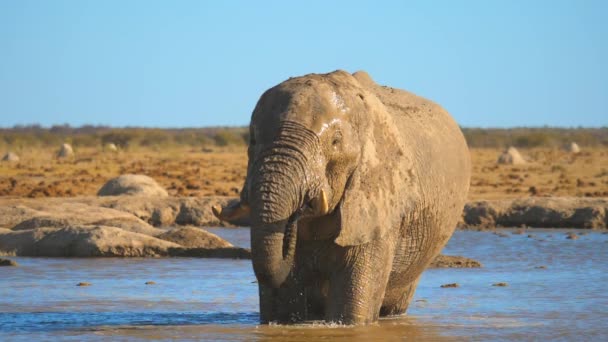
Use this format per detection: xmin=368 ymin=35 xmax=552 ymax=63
xmin=0 ymin=0 xmax=606 ymax=128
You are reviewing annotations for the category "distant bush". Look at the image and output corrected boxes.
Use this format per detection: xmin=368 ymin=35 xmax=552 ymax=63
xmin=101 ymin=131 xmax=137 ymax=149
xmin=513 ymin=132 xmax=550 ymax=148
xmin=213 ymin=130 xmax=246 ymax=146
xmin=1 ymin=125 xmax=606 ymax=150
xmin=462 ymin=127 xmax=608 ymax=148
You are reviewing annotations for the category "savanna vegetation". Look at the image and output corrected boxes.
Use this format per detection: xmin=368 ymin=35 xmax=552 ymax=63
xmin=1 ymin=125 xmax=607 ymax=151
xmin=0 ymin=125 xmax=249 ymax=151
xmin=462 ymin=127 xmax=608 ymax=148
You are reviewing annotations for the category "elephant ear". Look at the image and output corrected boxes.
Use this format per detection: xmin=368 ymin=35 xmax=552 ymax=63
xmin=334 ymin=88 xmax=415 ymax=247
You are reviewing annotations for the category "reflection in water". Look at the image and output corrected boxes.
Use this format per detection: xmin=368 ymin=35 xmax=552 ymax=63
xmin=1 ymin=229 xmax=607 ymax=341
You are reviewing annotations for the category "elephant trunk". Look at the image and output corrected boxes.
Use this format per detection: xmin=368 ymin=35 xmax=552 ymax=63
xmin=249 ymin=122 xmax=319 ymax=288
xmin=250 ymin=215 xmax=299 ymax=289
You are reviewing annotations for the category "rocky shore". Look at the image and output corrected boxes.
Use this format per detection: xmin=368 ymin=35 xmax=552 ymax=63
xmin=1 ymin=195 xmax=605 ymax=262
xmin=462 ymin=197 xmax=608 ymax=229
xmin=0 ymin=196 xmax=249 ymax=258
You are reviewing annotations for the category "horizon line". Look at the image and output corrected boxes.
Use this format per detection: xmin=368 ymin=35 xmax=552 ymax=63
xmin=1 ymin=124 xmax=607 ymax=130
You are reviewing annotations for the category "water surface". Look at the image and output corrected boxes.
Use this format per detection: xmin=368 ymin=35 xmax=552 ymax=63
xmin=1 ymin=229 xmax=607 ymax=341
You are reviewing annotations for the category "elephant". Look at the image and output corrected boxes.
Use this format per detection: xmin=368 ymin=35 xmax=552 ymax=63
xmin=213 ymin=70 xmax=471 ymax=325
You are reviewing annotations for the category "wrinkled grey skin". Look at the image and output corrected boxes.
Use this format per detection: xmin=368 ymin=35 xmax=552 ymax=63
xmin=223 ymin=70 xmax=470 ymax=324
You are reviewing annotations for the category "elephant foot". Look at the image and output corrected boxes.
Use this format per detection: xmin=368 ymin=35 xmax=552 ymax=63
xmin=379 ymin=276 xmax=421 ymax=317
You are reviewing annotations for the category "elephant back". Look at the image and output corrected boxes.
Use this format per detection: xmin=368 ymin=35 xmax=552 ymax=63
xmin=358 ymin=74 xmax=471 ymax=244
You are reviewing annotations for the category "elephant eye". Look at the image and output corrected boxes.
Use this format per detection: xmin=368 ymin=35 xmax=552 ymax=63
xmin=331 ymin=131 xmax=342 ymax=147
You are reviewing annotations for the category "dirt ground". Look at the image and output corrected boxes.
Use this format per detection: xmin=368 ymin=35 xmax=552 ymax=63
xmin=1 ymin=146 xmax=607 ymax=200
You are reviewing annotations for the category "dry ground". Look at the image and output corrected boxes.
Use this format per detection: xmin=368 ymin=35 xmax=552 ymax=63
xmin=1 ymin=146 xmax=607 ymax=200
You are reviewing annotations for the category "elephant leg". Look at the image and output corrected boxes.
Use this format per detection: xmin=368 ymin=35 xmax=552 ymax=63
xmin=380 ymin=275 xmax=421 ymax=316
xmin=258 ymin=284 xmax=279 ymax=324
xmin=325 ymin=239 xmax=394 ymax=324
xmin=258 ymin=274 xmax=307 ymax=324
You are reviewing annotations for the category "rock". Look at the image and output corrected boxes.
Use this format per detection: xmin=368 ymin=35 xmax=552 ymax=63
xmin=463 ymin=201 xmax=508 ymax=227
xmin=1 ymin=152 xmax=19 ymax=162
xmin=174 ymin=198 xmax=242 ymax=226
xmin=77 ymin=282 xmax=92 ymax=286
xmin=0 ymin=205 xmax=42 ymax=228
xmin=0 ymin=258 xmax=18 ymax=266
xmin=440 ymin=283 xmax=459 ymax=288
xmin=0 ymin=200 xmax=252 ymax=259
xmin=0 ymin=196 xmax=246 ymax=233
xmin=100 ymin=196 xmax=242 ymax=227
xmin=492 ymin=282 xmax=508 ymax=287
xmin=9 ymin=202 xmax=161 ymax=236
xmin=462 ymin=197 xmax=608 ymax=229
xmin=57 ymin=143 xmax=74 ymax=158
xmin=0 ymin=225 xmax=180 ymax=257
xmin=497 ymin=147 xmax=526 ymax=165
xmin=151 ymin=206 xmax=177 ymax=227
xmin=566 ymin=232 xmax=579 ymax=240
xmin=104 ymin=143 xmax=118 ymax=152
xmin=564 ymin=142 xmax=581 ymax=154
xmin=98 ymin=174 xmax=168 ymax=197
xmin=100 ymin=196 xmax=180 ymax=226
xmin=429 ymin=255 xmax=482 ymax=268
xmin=156 ymin=226 xmax=233 ymax=248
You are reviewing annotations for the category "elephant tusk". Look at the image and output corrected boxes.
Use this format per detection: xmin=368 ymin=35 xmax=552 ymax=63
xmin=211 ymin=205 xmax=222 ymax=218
xmin=311 ymin=189 xmax=329 ymax=215
xmin=239 ymin=203 xmax=251 ymax=216
xmin=212 ymin=203 xmax=250 ymax=221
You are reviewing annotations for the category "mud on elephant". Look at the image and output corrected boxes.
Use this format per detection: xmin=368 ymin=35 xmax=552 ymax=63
xmin=213 ymin=70 xmax=471 ymax=324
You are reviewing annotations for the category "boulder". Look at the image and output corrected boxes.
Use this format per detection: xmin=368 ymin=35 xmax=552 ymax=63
xmin=156 ymin=226 xmax=234 ymax=248
xmin=0 ymin=224 xmax=251 ymax=259
xmin=0 ymin=205 xmax=42 ymax=228
xmin=57 ymin=143 xmax=74 ymax=158
xmin=8 ymin=202 xmax=162 ymax=236
xmin=1 ymin=152 xmax=19 ymax=162
xmin=100 ymin=196 xmax=245 ymax=227
xmin=104 ymin=143 xmax=118 ymax=152
xmin=100 ymin=196 xmax=181 ymax=226
xmin=0 ymin=258 xmax=18 ymax=266
xmin=564 ymin=142 xmax=581 ymax=154
xmin=497 ymin=147 xmax=525 ymax=165
xmin=429 ymin=254 xmax=482 ymax=268
xmin=174 ymin=198 xmax=240 ymax=226
xmin=462 ymin=197 xmax=608 ymax=229
xmin=97 ymin=174 xmax=168 ymax=197
xmin=0 ymin=225 xmax=180 ymax=257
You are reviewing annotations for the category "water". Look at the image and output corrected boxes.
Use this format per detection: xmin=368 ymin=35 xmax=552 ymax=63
xmin=1 ymin=229 xmax=607 ymax=341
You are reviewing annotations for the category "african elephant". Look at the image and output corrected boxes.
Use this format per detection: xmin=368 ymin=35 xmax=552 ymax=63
xmin=213 ymin=70 xmax=471 ymax=324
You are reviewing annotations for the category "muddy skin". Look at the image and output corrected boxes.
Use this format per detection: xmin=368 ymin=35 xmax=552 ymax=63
xmin=215 ymin=70 xmax=471 ymax=325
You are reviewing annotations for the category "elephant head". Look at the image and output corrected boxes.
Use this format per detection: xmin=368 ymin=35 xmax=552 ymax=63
xmin=214 ymin=70 xmax=414 ymax=288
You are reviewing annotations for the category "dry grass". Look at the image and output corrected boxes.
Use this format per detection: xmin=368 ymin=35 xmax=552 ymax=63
xmin=1 ymin=146 xmax=607 ymax=200
xmin=0 ymin=146 xmax=246 ymax=198
xmin=469 ymin=148 xmax=608 ymax=200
